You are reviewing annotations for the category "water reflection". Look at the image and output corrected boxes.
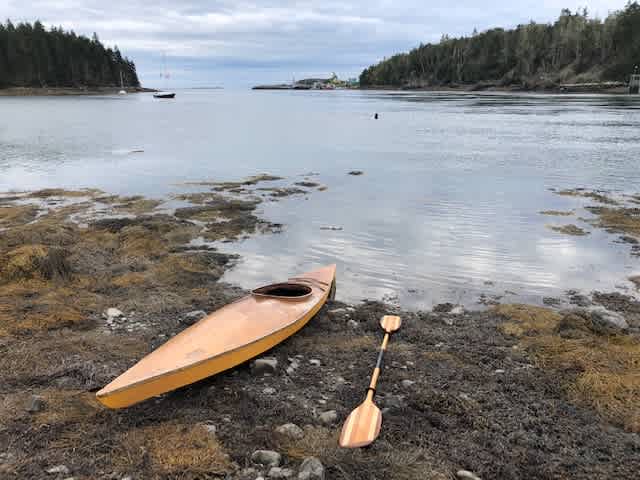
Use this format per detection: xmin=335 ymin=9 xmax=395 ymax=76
xmin=0 ymin=90 xmax=639 ymax=309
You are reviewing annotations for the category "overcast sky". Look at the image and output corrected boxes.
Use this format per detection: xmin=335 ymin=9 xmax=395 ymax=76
xmin=1 ymin=0 xmax=629 ymax=87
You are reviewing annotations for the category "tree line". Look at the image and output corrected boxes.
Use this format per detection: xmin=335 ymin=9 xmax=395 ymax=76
xmin=360 ymin=2 xmax=640 ymax=88
xmin=0 ymin=20 xmax=140 ymax=88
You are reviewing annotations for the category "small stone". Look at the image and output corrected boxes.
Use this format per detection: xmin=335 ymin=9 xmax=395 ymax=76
xmin=268 ymin=467 xmax=294 ymax=478
xmin=252 ymin=358 xmax=279 ymax=375
xmin=318 ymin=410 xmax=337 ymax=425
xmin=298 ymin=457 xmax=325 ymax=480
xmin=202 ymin=422 xmax=217 ymax=435
xmin=346 ymin=320 xmax=359 ymax=329
xmin=450 ymin=305 xmax=465 ymax=315
xmin=329 ymin=308 xmax=348 ymax=314
xmin=459 ymin=393 xmax=471 ymax=401
xmin=286 ymin=367 xmax=296 ymax=375
xmin=309 ymin=359 xmax=321 ymax=366
xmin=121 ymin=476 xmax=133 ymax=480
xmin=457 ymin=470 xmax=481 ymax=480
xmin=251 ymin=450 xmax=281 ymax=467
xmin=26 ymin=394 xmax=46 ymax=413
xmin=263 ymin=387 xmax=276 ymax=395
xmin=401 ymin=379 xmax=415 ymax=388
xmin=494 ymin=369 xmax=505 ymax=374
xmin=443 ymin=317 xmax=454 ymax=326
xmin=104 ymin=307 xmax=124 ymax=320
xmin=434 ymin=342 xmax=444 ymax=348
xmin=47 ymin=465 xmax=70 ymax=475
xmin=182 ymin=310 xmax=207 ymax=325
xmin=275 ymin=423 xmax=304 ymax=439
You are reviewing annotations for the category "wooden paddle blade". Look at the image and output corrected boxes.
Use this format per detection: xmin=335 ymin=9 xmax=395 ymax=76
xmin=380 ymin=315 xmax=401 ymax=333
xmin=339 ymin=398 xmax=382 ymax=448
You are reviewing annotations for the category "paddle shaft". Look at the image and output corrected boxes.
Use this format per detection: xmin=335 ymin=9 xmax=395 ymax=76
xmin=366 ymin=331 xmax=391 ymax=401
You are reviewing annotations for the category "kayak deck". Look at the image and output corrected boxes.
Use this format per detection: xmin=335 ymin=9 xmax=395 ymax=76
xmin=96 ymin=264 xmax=336 ymax=408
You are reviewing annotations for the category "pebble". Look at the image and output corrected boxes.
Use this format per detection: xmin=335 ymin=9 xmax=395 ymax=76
xmin=239 ymin=467 xmax=258 ymax=480
xmin=329 ymin=308 xmax=348 ymax=314
xmin=121 ymin=476 xmax=133 ymax=480
xmin=275 ymin=423 xmax=304 ymax=440
xmin=268 ymin=467 xmax=295 ymax=478
xmin=457 ymin=470 xmax=481 ymax=480
xmin=182 ymin=310 xmax=207 ymax=325
xmin=104 ymin=307 xmax=124 ymax=320
xmin=252 ymin=358 xmax=279 ymax=375
xmin=494 ymin=369 xmax=505 ymax=374
xmin=435 ymin=342 xmax=444 ymax=348
xmin=298 ymin=457 xmax=325 ymax=480
xmin=202 ymin=422 xmax=217 ymax=435
xmin=318 ymin=410 xmax=338 ymax=425
xmin=308 ymin=359 xmax=321 ymax=366
xmin=46 ymin=465 xmax=70 ymax=475
xmin=450 ymin=305 xmax=465 ymax=315
xmin=263 ymin=387 xmax=276 ymax=395
xmin=347 ymin=320 xmax=359 ymax=329
xmin=26 ymin=394 xmax=46 ymax=413
xmin=251 ymin=450 xmax=281 ymax=467
xmin=401 ymin=379 xmax=415 ymax=388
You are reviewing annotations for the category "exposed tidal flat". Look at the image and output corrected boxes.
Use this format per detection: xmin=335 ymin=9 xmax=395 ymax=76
xmin=1 ymin=90 xmax=640 ymax=478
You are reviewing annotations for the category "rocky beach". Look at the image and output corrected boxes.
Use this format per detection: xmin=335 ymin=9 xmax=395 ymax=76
xmin=0 ymin=179 xmax=638 ymax=479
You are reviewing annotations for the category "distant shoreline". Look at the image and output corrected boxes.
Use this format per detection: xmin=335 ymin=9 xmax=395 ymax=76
xmin=360 ymin=82 xmax=630 ymax=95
xmin=0 ymin=86 xmax=157 ymax=96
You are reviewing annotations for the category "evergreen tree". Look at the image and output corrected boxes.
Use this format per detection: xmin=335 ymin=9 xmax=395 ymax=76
xmin=360 ymin=3 xmax=640 ymax=88
xmin=0 ymin=20 xmax=141 ymax=88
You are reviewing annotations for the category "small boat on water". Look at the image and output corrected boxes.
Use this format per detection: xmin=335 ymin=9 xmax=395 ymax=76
xmin=153 ymin=53 xmax=175 ymax=99
xmin=96 ymin=264 xmax=337 ymax=408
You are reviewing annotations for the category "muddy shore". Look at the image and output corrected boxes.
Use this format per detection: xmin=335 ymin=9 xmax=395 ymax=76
xmin=0 ymin=183 xmax=638 ymax=480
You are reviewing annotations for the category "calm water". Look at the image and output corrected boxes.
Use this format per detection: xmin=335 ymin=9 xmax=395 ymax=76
xmin=1 ymin=89 xmax=640 ymax=308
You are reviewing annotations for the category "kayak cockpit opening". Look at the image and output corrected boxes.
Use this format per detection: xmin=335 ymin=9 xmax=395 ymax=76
xmin=251 ymin=282 xmax=313 ymax=300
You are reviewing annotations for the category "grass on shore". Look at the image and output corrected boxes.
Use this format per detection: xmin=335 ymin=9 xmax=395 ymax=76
xmin=495 ymin=304 xmax=640 ymax=432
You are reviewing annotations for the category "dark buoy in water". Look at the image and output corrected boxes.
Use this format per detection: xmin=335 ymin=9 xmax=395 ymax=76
xmin=374 ymin=113 xmax=379 ymax=119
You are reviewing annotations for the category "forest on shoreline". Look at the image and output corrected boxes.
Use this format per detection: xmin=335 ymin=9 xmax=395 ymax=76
xmin=0 ymin=20 xmax=140 ymax=89
xmin=360 ymin=2 xmax=640 ymax=89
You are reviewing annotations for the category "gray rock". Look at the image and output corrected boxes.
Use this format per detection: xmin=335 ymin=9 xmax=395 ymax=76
xmin=103 ymin=307 xmax=124 ymax=320
xmin=450 ymin=305 xmax=465 ymax=315
xmin=381 ymin=394 xmax=405 ymax=409
xmin=298 ymin=457 xmax=325 ymax=480
xmin=268 ymin=467 xmax=294 ymax=478
xmin=587 ymin=305 xmax=628 ymax=331
xmin=46 ymin=465 xmax=70 ymax=475
xmin=318 ymin=410 xmax=337 ymax=425
xmin=263 ymin=387 xmax=276 ymax=395
xmin=401 ymin=379 xmax=415 ymax=388
xmin=252 ymin=358 xmax=278 ymax=375
xmin=494 ymin=369 xmax=505 ymax=374
xmin=308 ymin=359 xmax=321 ymax=366
xmin=182 ymin=310 xmax=207 ymax=325
xmin=121 ymin=476 xmax=133 ymax=480
xmin=457 ymin=470 xmax=481 ymax=480
xmin=275 ymin=423 xmax=304 ymax=440
xmin=347 ymin=320 xmax=359 ymax=329
xmin=251 ymin=450 xmax=281 ymax=467
xmin=26 ymin=394 xmax=46 ymax=413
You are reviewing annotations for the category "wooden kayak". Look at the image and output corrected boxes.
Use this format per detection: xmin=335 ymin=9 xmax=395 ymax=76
xmin=96 ymin=264 xmax=336 ymax=408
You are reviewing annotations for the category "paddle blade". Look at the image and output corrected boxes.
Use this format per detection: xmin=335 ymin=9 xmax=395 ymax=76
xmin=339 ymin=398 xmax=382 ymax=448
xmin=380 ymin=315 xmax=401 ymax=333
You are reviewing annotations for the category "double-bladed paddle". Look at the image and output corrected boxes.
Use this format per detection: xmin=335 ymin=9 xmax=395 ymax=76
xmin=339 ymin=315 xmax=402 ymax=448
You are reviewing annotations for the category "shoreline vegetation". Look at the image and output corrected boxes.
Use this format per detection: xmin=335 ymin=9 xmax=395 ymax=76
xmin=359 ymin=3 xmax=640 ymax=93
xmin=0 ymin=20 xmax=141 ymax=93
xmin=0 ymin=179 xmax=639 ymax=478
xmin=0 ymin=86 xmax=157 ymax=96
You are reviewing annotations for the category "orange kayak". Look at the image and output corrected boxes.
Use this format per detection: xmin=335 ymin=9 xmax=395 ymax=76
xmin=96 ymin=264 xmax=336 ymax=408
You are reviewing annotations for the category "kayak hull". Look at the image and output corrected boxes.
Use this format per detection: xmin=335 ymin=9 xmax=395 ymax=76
xmin=96 ymin=264 xmax=336 ymax=408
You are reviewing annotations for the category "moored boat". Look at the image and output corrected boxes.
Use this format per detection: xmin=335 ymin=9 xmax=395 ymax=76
xmin=96 ymin=264 xmax=337 ymax=408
